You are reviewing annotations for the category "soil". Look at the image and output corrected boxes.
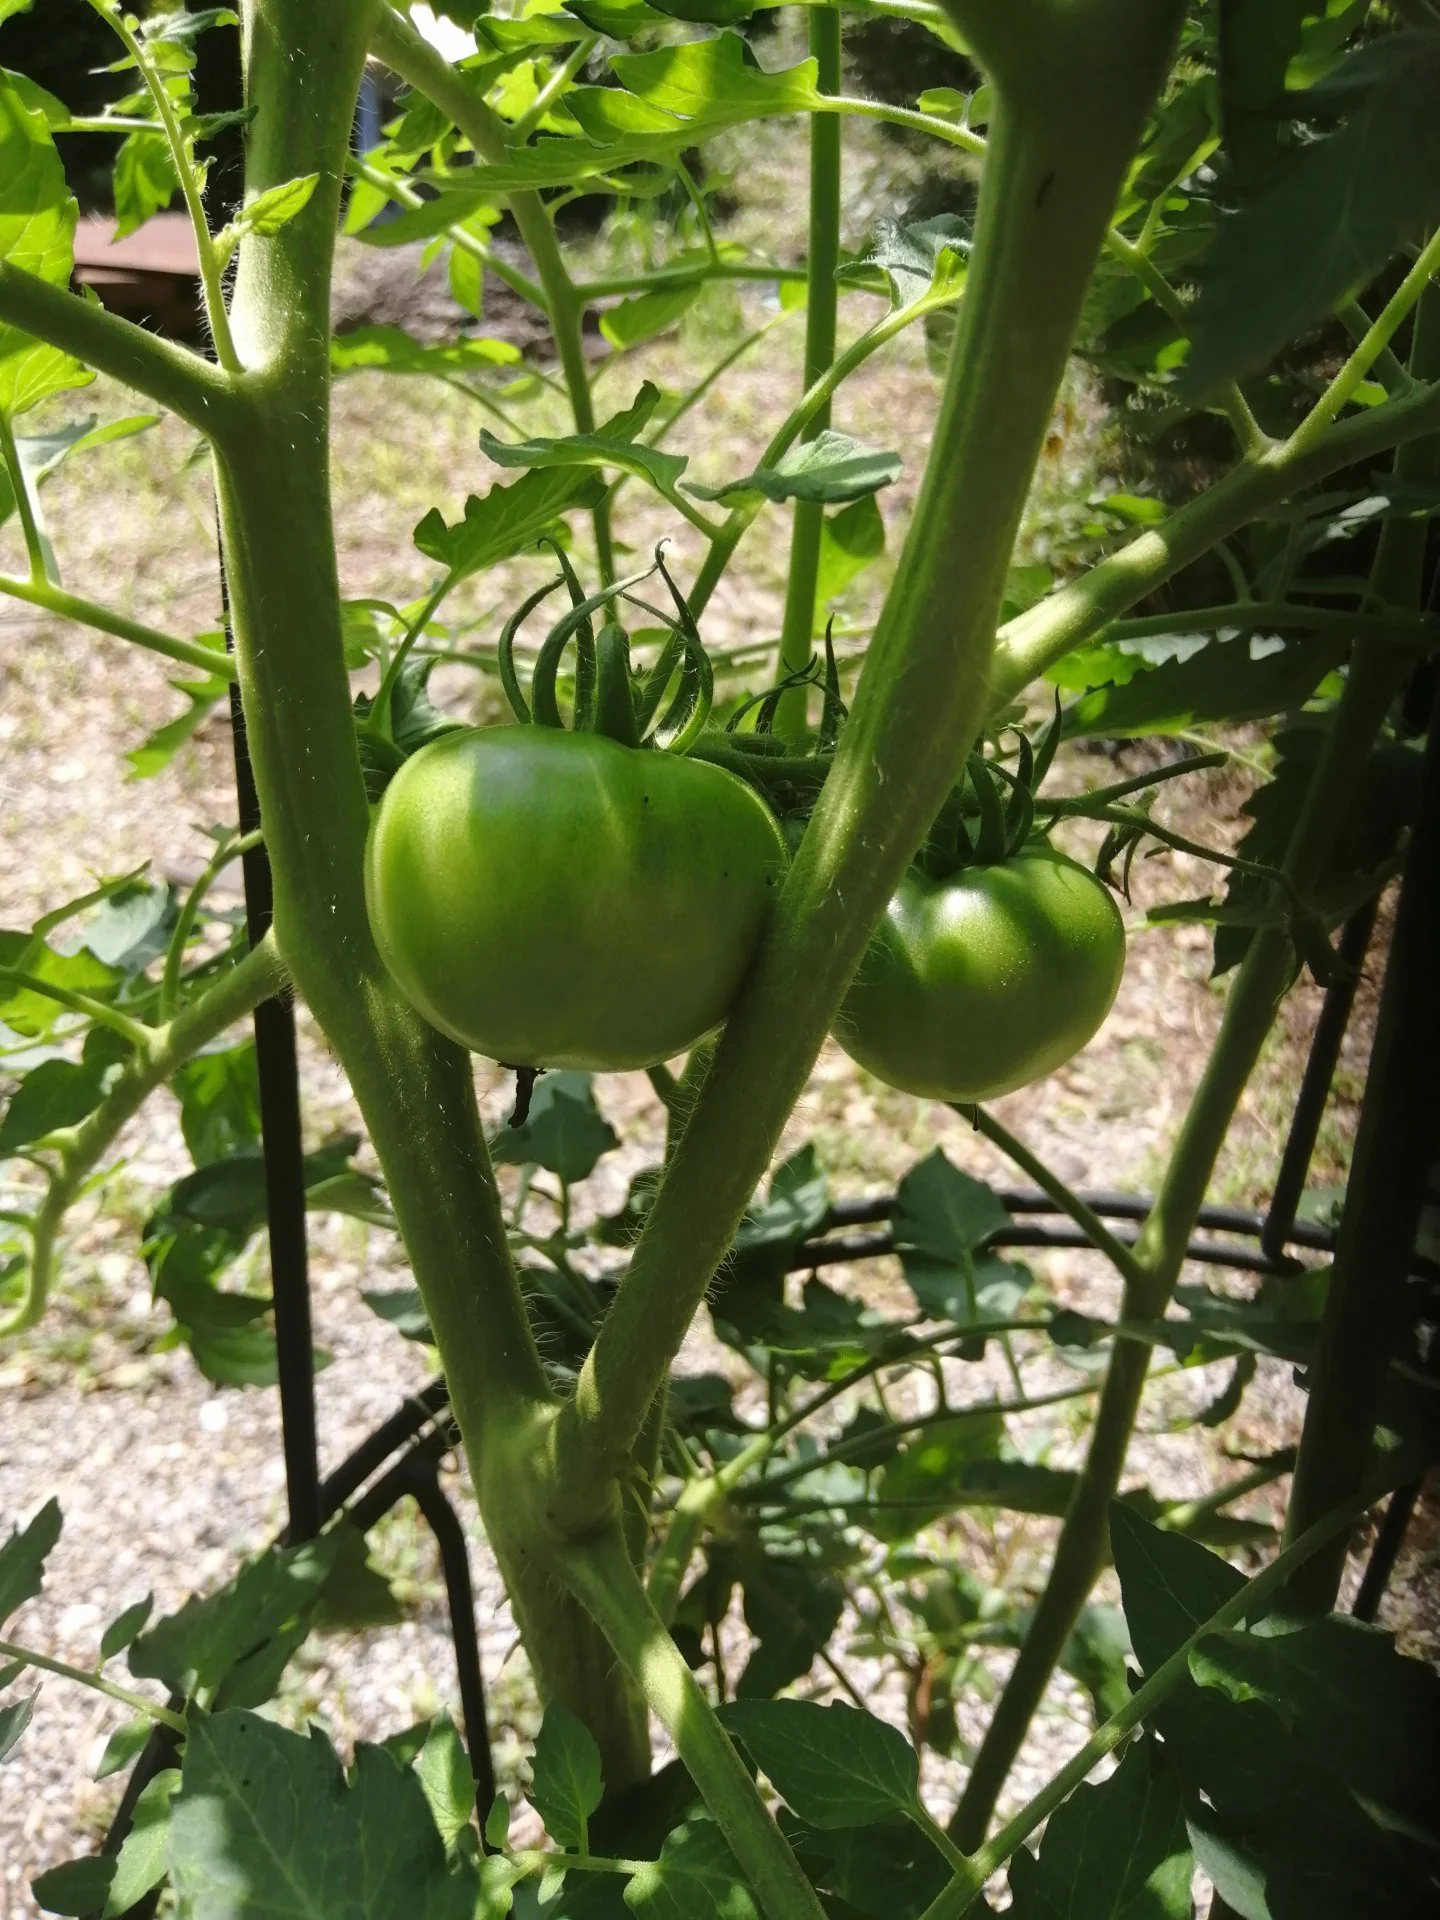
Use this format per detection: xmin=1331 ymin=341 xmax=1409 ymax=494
xmin=0 ymin=205 xmax=1421 ymax=1914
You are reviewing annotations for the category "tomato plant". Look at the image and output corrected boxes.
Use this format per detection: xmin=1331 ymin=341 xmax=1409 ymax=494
xmin=0 ymin=0 xmax=1438 ymax=1916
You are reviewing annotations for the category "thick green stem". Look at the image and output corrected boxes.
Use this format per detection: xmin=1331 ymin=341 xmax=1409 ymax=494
xmin=550 ymin=0 xmax=1186 ymax=1525
xmin=773 ymin=3 xmax=842 ymax=746
xmin=563 ymin=1534 xmax=829 ymax=1920
xmin=0 ymin=936 xmax=284 ymax=1339
xmin=367 ymin=5 xmax=613 ymax=579
xmin=217 ymin=0 xmax=644 ymax=1785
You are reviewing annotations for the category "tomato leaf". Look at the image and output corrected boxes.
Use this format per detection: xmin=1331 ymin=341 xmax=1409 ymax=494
xmin=102 ymin=1769 xmax=178 ymax=1918
xmin=1005 ymin=1737 xmax=1193 ymax=1917
xmin=99 ymin=1594 xmax=154 ymax=1660
xmin=112 ymin=128 xmax=179 ymax=240
xmin=600 ymin=281 xmax=701 ymax=352
xmin=892 ymin=1149 xmax=1011 ymax=1265
xmin=414 ymin=466 xmax=604 ymax=579
xmin=530 ymin=1702 xmax=604 ymax=1849
xmin=814 ymin=494 xmax=885 ymax=614
xmin=686 ymin=429 xmax=902 ymax=506
xmin=623 ymin=1820 xmax=759 ymax=1918
xmin=0 ymin=71 xmax=90 ymax=419
xmin=479 ymin=381 xmax=689 ymax=496
xmin=126 ymin=672 xmax=229 ymax=778
xmin=1062 ymin=632 xmax=1343 ymax=737
xmin=0 ymin=1689 xmax=36 ymax=1765
xmin=489 ymin=1071 xmax=618 ymax=1184
xmin=30 ymin=1857 xmax=116 ymax=1917
xmin=331 ymin=324 xmax=520 ymax=376
xmin=169 ymin=1713 xmax=480 ymax=1919
xmin=415 ymin=1713 xmax=477 ymax=1855
xmin=719 ymin=1699 xmax=919 ymax=1828
xmin=1182 ymin=34 xmax=1440 ymax=395
xmin=0 ymin=1052 xmax=112 ymax=1154
xmin=0 ymin=1497 xmax=61 ymax=1632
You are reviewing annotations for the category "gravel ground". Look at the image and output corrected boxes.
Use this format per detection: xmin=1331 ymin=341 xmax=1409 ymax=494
xmin=0 ymin=200 xmax=1411 ymax=1910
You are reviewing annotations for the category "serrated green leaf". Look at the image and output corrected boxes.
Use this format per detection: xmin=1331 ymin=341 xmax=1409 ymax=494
xmin=31 ymin=1857 xmax=116 ymax=1917
xmin=479 ymin=381 xmax=688 ymax=498
xmin=1063 ymin=632 xmax=1343 ymax=738
xmin=1111 ymin=1504 xmax=1245 ymax=1674
xmin=128 ymin=1533 xmax=341 ymax=1700
xmin=719 ymin=1700 xmax=918 ymax=1827
xmin=624 ymin=1820 xmax=760 ymax=1918
xmin=1183 ymin=34 xmax=1440 ymax=395
xmin=489 ymin=1072 xmax=618 ymax=1183
xmin=173 ymin=1044 xmax=262 ymax=1166
xmin=893 ymin=1150 xmax=1010 ymax=1266
xmin=611 ymin=32 xmax=818 ymax=119
xmin=332 ymin=324 xmax=521 ymax=376
xmin=0 ymin=1496 xmax=60 ymax=1630
xmin=103 ymin=1768 xmax=179 ymax=1918
xmin=414 ymin=466 xmax=604 ymax=578
xmin=1006 ymin=1738 xmax=1192 ymax=1917
xmin=170 ymin=1712 xmax=480 ymax=1919
xmin=0 ymin=1053 xmax=113 ymax=1154
xmin=530 ymin=1703 xmax=604 ymax=1850
xmin=867 ymin=1410 xmax=1008 ymax=1541
xmin=100 ymin=1594 xmax=154 ymax=1660
xmin=687 ymin=430 xmax=902 ymax=507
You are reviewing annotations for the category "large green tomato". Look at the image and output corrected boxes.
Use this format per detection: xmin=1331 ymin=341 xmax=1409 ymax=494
xmin=835 ymin=846 xmax=1125 ymax=1102
xmin=365 ymin=726 xmax=787 ymax=1071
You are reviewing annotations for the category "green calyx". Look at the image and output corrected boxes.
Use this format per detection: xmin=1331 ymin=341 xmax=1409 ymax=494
xmin=500 ymin=540 xmax=715 ymax=754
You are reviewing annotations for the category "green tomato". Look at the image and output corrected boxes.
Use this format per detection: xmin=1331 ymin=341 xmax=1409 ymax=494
xmin=834 ymin=846 xmax=1126 ymax=1102
xmin=365 ymin=726 xmax=788 ymax=1071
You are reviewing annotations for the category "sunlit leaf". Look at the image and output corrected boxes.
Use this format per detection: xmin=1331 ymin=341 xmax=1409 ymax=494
xmin=719 ymin=1699 xmax=919 ymax=1827
xmin=687 ymin=430 xmax=902 ymax=506
xmin=1006 ymin=1738 xmax=1192 ymax=1917
xmin=530 ymin=1703 xmax=604 ymax=1849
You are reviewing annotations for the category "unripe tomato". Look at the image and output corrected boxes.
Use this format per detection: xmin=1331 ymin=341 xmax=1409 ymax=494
xmin=834 ymin=846 xmax=1125 ymax=1102
xmin=365 ymin=726 xmax=787 ymax=1071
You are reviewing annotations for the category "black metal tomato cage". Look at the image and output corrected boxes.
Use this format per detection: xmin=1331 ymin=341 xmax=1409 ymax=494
xmin=88 ymin=40 xmax=1436 ymax=1906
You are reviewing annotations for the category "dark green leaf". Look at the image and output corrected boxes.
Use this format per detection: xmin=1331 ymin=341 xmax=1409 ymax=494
xmin=0 ymin=1690 xmax=35 ymax=1764
xmin=649 ymin=0 xmax=755 ymax=24
xmin=893 ymin=1151 xmax=1010 ymax=1266
xmin=314 ymin=1525 xmax=403 ymax=1632
xmin=783 ymin=1810 xmax=949 ymax=1920
xmin=687 ymin=430 xmax=902 ymax=506
xmin=173 ymin=1045 xmax=262 ymax=1166
xmin=1217 ymin=0 xmax=1310 ymax=183
xmin=100 ymin=1594 xmax=154 ymax=1660
xmin=1060 ymin=1603 xmax=1133 ymax=1727
xmin=30 ymin=1858 xmax=116 ymax=1917
xmin=186 ymin=1323 xmax=283 ymax=1390
xmin=868 ymin=1411 xmax=1006 ymax=1540
xmin=0 ymin=932 xmax=119 ymax=1038
xmin=129 ymin=1533 xmax=341 ymax=1700
xmin=414 ymin=467 xmax=605 ymax=579
xmin=624 ymin=1820 xmax=759 ymax=1918
xmin=1006 ymin=1738 xmax=1192 ymax=1917
xmin=1111 ymin=1504 xmax=1245 ymax=1675
xmin=361 ymin=1287 xmax=433 ymax=1343
xmin=814 ymin=495 xmax=885 ymax=612
xmin=490 ymin=1072 xmax=618 ymax=1184
xmin=1183 ymin=35 xmax=1440 ymax=395
xmin=531 ymin=1702 xmax=604 ymax=1849
xmin=0 ymin=1054 xmax=111 ymax=1154
xmin=0 ymin=1496 xmax=61 ymax=1630
xmin=1064 ymin=633 xmax=1343 ymax=738
xmin=718 ymin=1700 xmax=918 ymax=1828
xmin=170 ymin=1712 xmax=479 ymax=1919
xmin=1190 ymin=1612 xmax=1440 ymax=1841
xmin=694 ymin=1533 xmax=846 ymax=1699
xmin=94 ymin=1715 xmax=151 ymax=1780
